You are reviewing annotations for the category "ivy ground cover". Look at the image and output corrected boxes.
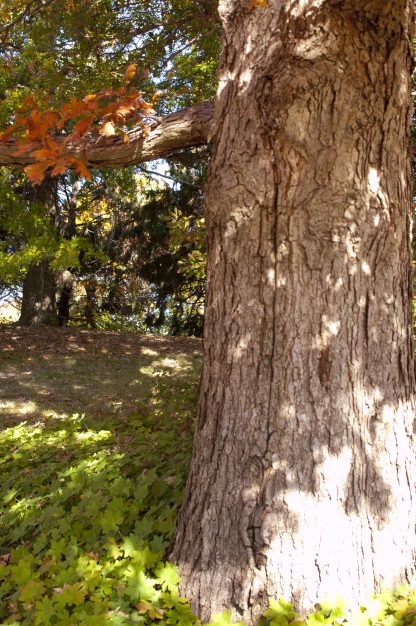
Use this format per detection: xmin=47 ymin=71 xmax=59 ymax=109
xmin=1 ymin=327 xmax=416 ymax=626
xmin=0 ymin=327 xmax=201 ymax=625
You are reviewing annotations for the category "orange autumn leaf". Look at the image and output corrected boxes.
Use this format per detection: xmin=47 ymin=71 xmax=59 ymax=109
xmin=83 ymin=94 xmax=97 ymax=103
xmin=32 ymin=148 xmax=60 ymax=160
xmin=73 ymin=158 xmax=92 ymax=180
xmin=73 ymin=116 xmax=94 ymax=136
xmin=13 ymin=142 xmax=39 ymax=156
xmin=113 ymin=103 xmax=137 ymax=119
xmin=0 ymin=67 xmax=157 ymax=183
xmin=140 ymin=101 xmax=156 ymax=115
xmin=60 ymin=97 xmax=89 ymax=120
xmin=24 ymin=161 xmax=55 ymax=184
xmin=21 ymin=95 xmax=37 ymax=109
xmin=51 ymin=157 xmax=74 ymax=176
xmin=124 ymin=63 xmax=137 ymax=84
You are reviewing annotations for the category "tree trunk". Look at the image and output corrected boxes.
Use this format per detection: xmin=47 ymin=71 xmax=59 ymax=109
xmin=57 ymin=270 xmax=74 ymax=326
xmin=17 ymin=178 xmax=59 ymax=327
xmin=170 ymin=1 xmax=416 ymax=623
xmin=18 ymin=260 xmax=58 ymax=326
xmin=84 ymin=280 xmax=97 ymax=329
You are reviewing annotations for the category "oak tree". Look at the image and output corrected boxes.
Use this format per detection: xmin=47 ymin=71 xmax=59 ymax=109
xmin=1 ymin=0 xmax=416 ymax=623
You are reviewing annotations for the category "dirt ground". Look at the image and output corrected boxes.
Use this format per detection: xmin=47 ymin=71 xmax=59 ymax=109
xmin=0 ymin=325 xmax=201 ymax=428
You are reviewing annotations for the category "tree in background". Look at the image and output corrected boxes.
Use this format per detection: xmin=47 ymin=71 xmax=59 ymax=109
xmin=0 ymin=0 xmax=218 ymax=328
xmin=0 ymin=160 xmax=206 ymax=333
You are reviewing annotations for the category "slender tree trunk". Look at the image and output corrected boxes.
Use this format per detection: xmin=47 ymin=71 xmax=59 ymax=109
xmin=170 ymin=1 xmax=416 ymax=623
xmin=18 ymin=260 xmax=58 ymax=326
xmin=84 ymin=281 xmax=97 ymax=329
xmin=57 ymin=270 xmax=74 ymax=326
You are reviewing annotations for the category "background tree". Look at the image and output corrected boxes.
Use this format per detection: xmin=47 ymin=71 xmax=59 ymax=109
xmin=0 ymin=0 xmax=218 ymax=327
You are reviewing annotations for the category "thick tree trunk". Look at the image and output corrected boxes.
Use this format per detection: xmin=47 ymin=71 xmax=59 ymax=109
xmin=18 ymin=178 xmax=59 ymax=326
xmin=170 ymin=1 xmax=416 ymax=623
xmin=18 ymin=260 xmax=58 ymax=326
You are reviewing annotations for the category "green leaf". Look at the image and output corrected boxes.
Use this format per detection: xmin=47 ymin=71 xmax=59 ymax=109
xmin=264 ymin=598 xmax=297 ymax=622
xmin=20 ymin=579 xmax=46 ymax=602
xmin=34 ymin=596 xmax=56 ymax=625
xmin=155 ymin=562 xmax=181 ymax=593
xmin=210 ymin=609 xmax=245 ymax=626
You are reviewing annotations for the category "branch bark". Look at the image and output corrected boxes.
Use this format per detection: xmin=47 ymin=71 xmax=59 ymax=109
xmin=0 ymin=102 xmax=214 ymax=170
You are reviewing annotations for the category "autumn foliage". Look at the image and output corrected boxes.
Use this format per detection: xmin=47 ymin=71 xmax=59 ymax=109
xmin=0 ymin=64 xmax=158 ymax=184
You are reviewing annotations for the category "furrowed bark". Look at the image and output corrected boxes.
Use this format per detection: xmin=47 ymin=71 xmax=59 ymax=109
xmin=0 ymin=102 xmax=214 ymax=170
xmin=17 ymin=178 xmax=59 ymax=326
xmin=170 ymin=0 xmax=416 ymax=623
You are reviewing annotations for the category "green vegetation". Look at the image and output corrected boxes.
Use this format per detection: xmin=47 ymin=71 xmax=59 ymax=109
xmin=0 ymin=0 xmax=218 ymax=332
xmin=0 ymin=328 xmax=201 ymax=624
xmin=1 ymin=328 xmax=416 ymax=625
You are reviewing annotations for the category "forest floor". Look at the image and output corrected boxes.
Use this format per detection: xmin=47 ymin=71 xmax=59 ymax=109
xmin=0 ymin=325 xmax=201 ymax=428
xmin=1 ymin=327 xmax=415 ymax=625
xmin=0 ymin=325 xmax=202 ymax=625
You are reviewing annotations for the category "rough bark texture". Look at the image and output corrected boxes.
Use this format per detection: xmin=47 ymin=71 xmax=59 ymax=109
xmin=0 ymin=103 xmax=214 ymax=170
xmin=18 ymin=179 xmax=59 ymax=327
xmin=18 ymin=260 xmax=58 ymax=326
xmin=170 ymin=0 xmax=416 ymax=622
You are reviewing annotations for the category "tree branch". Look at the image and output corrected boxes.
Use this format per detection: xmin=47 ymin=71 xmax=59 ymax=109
xmin=0 ymin=102 xmax=214 ymax=171
xmin=0 ymin=0 xmax=56 ymax=44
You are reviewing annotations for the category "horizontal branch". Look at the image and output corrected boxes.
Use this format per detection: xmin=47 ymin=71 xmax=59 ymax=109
xmin=0 ymin=102 xmax=214 ymax=170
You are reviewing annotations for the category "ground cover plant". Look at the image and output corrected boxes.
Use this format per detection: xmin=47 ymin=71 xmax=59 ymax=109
xmin=1 ymin=327 xmax=416 ymax=625
xmin=0 ymin=327 xmax=201 ymax=625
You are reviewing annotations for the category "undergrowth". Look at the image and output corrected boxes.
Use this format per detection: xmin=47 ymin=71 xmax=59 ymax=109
xmin=1 ymin=335 xmax=416 ymax=625
xmin=0 ymin=354 xmax=199 ymax=625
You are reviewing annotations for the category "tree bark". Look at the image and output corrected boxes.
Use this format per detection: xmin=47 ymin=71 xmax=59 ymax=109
xmin=57 ymin=270 xmax=74 ymax=326
xmin=170 ymin=0 xmax=416 ymax=623
xmin=17 ymin=178 xmax=59 ymax=326
xmin=0 ymin=103 xmax=214 ymax=170
xmin=18 ymin=260 xmax=58 ymax=326
xmin=84 ymin=280 xmax=97 ymax=329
